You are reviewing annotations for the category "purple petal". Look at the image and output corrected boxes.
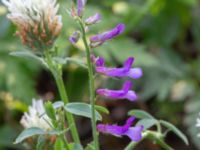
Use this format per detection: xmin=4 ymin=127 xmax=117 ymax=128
xmin=123 ymin=57 xmax=134 ymax=71
xmin=122 ymin=81 xmax=132 ymax=93
xmin=69 ymin=31 xmax=80 ymax=44
xmin=90 ymin=23 xmax=125 ymax=43
xmin=85 ymin=13 xmax=101 ymax=25
xmin=96 ymin=81 xmax=137 ymax=101
xmin=126 ymin=91 xmax=138 ymax=101
xmin=127 ymin=68 xmax=143 ymax=79
xmin=124 ymin=117 xmax=135 ymax=128
xmin=96 ymin=57 xmax=105 ymax=67
xmin=77 ymin=0 xmax=86 ymax=17
xmin=97 ymin=124 xmax=128 ymax=136
xmin=97 ymin=117 xmax=142 ymax=140
xmin=125 ymin=126 xmax=143 ymax=141
xmin=96 ymin=89 xmax=126 ymax=99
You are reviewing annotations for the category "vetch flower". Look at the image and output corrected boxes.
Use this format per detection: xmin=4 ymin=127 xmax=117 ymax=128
xmin=95 ymin=57 xmax=143 ymax=79
xmin=97 ymin=117 xmax=143 ymax=141
xmin=85 ymin=13 xmax=101 ymax=25
xmin=2 ymin=0 xmax=62 ymax=50
xmin=69 ymin=31 xmax=80 ymax=44
xmin=20 ymin=99 xmax=53 ymax=131
xmin=77 ymin=0 xmax=87 ymax=17
xmin=97 ymin=81 xmax=137 ymax=101
xmin=90 ymin=23 xmax=125 ymax=47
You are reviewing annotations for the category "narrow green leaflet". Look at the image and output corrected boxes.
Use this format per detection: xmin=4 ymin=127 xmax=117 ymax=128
xmin=64 ymin=103 xmax=102 ymax=121
xmin=73 ymin=144 xmax=84 ymax=150
xmin=136 ymin=118 xmax=157 ymax=130
xmin=10 ymin=51 xmax=45 ymax=65
xmin=95 ymin=105 xmax=109 ymax=114
xmin=128 ymin=109 xmax=155 ymax=119
xmin=14 ymin=127 xmax=45 ymax=144
xmin=160 ymin=120 xmax=189 ymax=145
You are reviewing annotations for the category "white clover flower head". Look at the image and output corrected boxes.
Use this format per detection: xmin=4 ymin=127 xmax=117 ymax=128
xmin=20 ymin=99 xmax=53 ymax=131
xmin=2 ymin=0 xmax=62 ymax=50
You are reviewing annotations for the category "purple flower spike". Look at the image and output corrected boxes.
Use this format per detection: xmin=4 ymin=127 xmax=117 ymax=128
xmin=96 ymin=81 xmax=138 ymax=101
xmin=90 ymin=23 xmax=125 ymax=47
xmin=97 ymin=117 xmax=143 ymax=141
xmin=77 ymin=0 xmax=86 ymax=17
xmin=85 ymin=13 xmax=101 ymax=25
xmin=95 ymin=57 xmax=143 ymax=79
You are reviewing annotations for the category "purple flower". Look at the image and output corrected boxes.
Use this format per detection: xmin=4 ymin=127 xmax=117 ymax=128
xmin=90 ymin=23 xmax=125 ymax=47
xmin=85 ymin=13 xmax=101 ymax=25
xmin=69 ymin=31 xmax=80 ymax=44
xmin=96 ymin=81 xmax=137 ymax=101
xmin=77 ymin=0 xmax=86 ymax=17
xmin=97 ymin=117 xmax=143 ymax=141
xmin=95 ymin=57 xmax=143 ymax=79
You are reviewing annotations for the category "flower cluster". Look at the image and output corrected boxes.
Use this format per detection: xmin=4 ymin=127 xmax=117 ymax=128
xmin=20 ymin=99 xmax=52 ymax=131
xmin=71 ymin=2 xmax=144 ymax=141
xmin=2 ymin=0 xmax=62 ymax=50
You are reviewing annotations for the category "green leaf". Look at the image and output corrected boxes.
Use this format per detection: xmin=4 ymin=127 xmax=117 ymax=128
xmin=54 ymin=138 xmax=65 ymax=150
xmin=53 ymin=101 xmax=64 ymax=109
xmin=66 ymin=58 xmax=88 ymax=69
xmin=160 ymin=120 xmax=189 ymax=145
xmin=85 ymin=141 xmax=95 ymax=150
xmin=14 ymin=127 xmax=45 ymax=144
xmin=136 ymin=118 xmax=157 ymax=130
xmin=95 ymin=105 xmax=109 ymax=114
xmin=128 ymin=109 xmax=155 ymax=119
xmin=64 ymin=103 xmax=102 ymax=121
xmin=73 ymin=144 xmax=84 ymax=150
xmin=45 ymin=101 xmax=56 ymax=121
xmin=10 ymin=51 xmax=45 ymax=65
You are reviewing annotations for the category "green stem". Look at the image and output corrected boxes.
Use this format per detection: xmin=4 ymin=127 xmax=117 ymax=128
xmin=125 ymin=131 xmax=174 ymax=150
xmin=79 ymin=20 xmax=99 ymax=150
xmin=45 ymin=52 xmax=80 ymax=144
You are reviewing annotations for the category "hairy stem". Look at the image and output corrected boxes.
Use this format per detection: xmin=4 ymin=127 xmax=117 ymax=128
xmin=79 ymin=20 xmax=99 ymax=150
xmin=45 ymin=52 xmax=80 ymax=144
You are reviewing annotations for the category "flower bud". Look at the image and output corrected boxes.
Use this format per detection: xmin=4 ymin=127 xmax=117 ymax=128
xmin=85 ymin=13 xmax=101 ymax=25
xmin=69 ymin=31 xmax=81 ymax=44
xmin=2 ymin=0 xmax=62 ymax=51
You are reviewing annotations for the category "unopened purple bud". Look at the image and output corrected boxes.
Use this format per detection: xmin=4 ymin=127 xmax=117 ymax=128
xmin=90 ymin=23 xmax=125 ymax=47
xmin=85 ymin=13 xmax=101 ymax=25
xmin=77 ymin=0 xmax=87 ymax=17
xmin=69 ymin=31 xmax=80 ymax=44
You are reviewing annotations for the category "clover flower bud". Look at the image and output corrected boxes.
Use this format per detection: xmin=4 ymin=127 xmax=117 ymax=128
xmin=20 ymin=99 xmax=53 ymax=131
xmin=2 ymin=0 xmax=62 ymax=50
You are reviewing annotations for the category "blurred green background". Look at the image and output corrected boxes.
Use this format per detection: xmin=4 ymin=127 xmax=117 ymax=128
xmin=1 ymin=0 xmax=200 ymax=149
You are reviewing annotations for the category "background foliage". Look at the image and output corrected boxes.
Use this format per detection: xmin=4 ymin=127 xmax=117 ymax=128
xmin=0 ymin=0 xmax=200 ymax=149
